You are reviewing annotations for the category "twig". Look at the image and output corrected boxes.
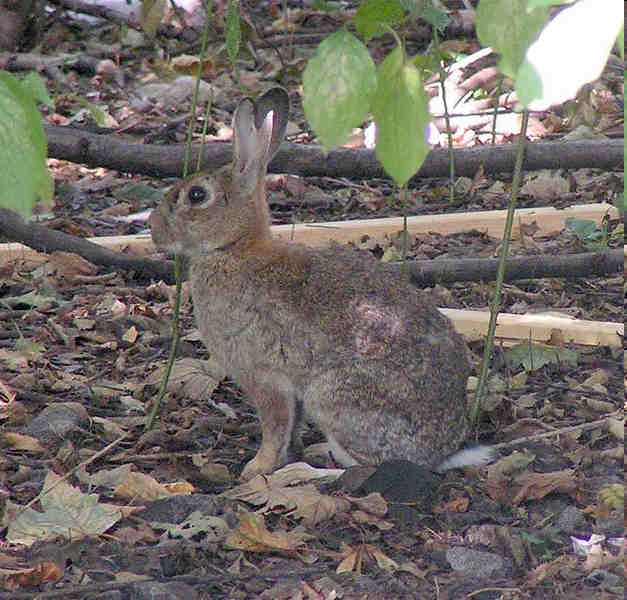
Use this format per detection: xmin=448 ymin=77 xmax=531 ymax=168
xmin=492 ymin=412 xmax=622 ymax=451
xmin=16 ymin=433 xmax=131 ymax=517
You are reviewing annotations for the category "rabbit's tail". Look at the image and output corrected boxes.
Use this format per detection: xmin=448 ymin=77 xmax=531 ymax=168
xmin=435 ymin=445 xmax=496 ymax=473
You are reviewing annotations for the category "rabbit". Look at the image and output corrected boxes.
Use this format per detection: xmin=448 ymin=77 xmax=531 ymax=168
xmin=150 ymin=88 xmax=493 ymax=481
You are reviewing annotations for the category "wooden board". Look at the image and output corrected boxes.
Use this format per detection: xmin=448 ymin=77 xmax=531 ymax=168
xmin=0 ymin=202 xmax=618 ymax=263
xmin=272 ymin=203 xmax=619 ymax=246
xmin=441 ymin=309 xmax=623 ymax=347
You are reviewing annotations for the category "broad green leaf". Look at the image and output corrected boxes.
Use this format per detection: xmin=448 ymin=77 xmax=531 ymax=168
xmin=303 ymin=29 xmax=376 ymax=150
xmin=226 ymin=0 xmax=241 ymax=63
xmin=0 ymin=71 xmax=53 ymax=218
xmin=372 ymin=46 xmax=429 ymax=186
xmin=355 ymin=0 xmax=406 ymax=43
xmin=141 ymin=0 xmax=165 ymax=40
xmin=476 ymin=0 xmax=548 ymax=79
xmin=565 ymin=217 xmax=598 ymax=239
xmin=506 ymin=343 xmax=578 ymax=372
xmin=21 ymin=72 xmax=53 ymax=109
xmin=518 ymin=0 xmax=624 ymax=110
xmin=420 ymin=2 xmax=450 ymax=33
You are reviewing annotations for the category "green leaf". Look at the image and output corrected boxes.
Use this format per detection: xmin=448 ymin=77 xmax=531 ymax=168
xmin=355 ymin=0 xmax=406 ymax=43
xmin=419 ymin=2 xmax=450 ymax=32
xmin=21 ymin=72 xmax=54 ymax=109
xmin=506 ymin=343 xmax=578 ymax=372
xmin=565 ymin=217 xmax=598 ymax=239
xmin=226 ymin=0 xmax=241 ymax=63
xmin=476 ymin=0 xmax=548 ymax=79
xmin=75 ymin=96 xmax=106 ymax=126
xmin=372 ymin=46 xmax=429 ymax=186
xmin=141 ymin=0 xmax=165 ymax=40
xmin=303 ymin=29 xmax=376 ymax=150
xmin=565 ymin=217 xmax=607 ymax=249
xmin=515 ymin=59 xmax=544 ymax=109
xmin=0 ymin=70 xmax=53 ymax=218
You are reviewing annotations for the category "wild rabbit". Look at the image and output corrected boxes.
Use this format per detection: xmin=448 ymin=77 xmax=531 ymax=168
xmin=150 ymin=88 xmax=492 ymax=480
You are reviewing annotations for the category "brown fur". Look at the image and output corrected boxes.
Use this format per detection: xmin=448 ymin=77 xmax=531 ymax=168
xmin=150 ymin=89 xmax=471 ymax=480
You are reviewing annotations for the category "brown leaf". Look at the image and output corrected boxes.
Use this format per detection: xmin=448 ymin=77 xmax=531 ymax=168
xmin=224 ymin=511 xmax=312 ymax=553
xmin=49 ymin=251 xmax=98 ymax=278
xmin=512 ymin=470 xmax=577 ymax=505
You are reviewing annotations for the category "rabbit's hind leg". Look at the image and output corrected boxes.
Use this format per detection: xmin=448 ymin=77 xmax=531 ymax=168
xmin=239 ymin=376 xmax=299 ymax=481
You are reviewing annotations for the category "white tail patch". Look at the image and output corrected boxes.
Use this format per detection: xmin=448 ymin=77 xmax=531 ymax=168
xmin=435 ymin=445 xmax=496 ymax=473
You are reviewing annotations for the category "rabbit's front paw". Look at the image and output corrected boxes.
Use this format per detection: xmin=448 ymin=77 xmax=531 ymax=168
xmin=240 ymin=448 xmax=281 ymax=481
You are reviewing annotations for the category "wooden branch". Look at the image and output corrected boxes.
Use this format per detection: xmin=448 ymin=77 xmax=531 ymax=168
xmin=44 ymin=125 xmax=624 ymax=180
xmin=398 ymin=248 xmax=624 ymax=285
xmin=0 ymin=208 xmax=173 ymax=282
xmin=441 ymin=309 xmax=623 ymax=347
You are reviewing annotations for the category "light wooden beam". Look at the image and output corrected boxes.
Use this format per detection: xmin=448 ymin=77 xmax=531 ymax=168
xmin=0 ymin=202 xmax=617 ymax=263
xmin=441 ymin=309 xmax=623 ymax=347
xmin=272 ymin=203 xmax=618 ymax=246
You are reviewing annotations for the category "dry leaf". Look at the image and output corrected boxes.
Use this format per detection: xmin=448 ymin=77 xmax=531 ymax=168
xmin=351 ymin=510 xmax=394 ymax=531
xmin=113 ymin=471 xmax=173 ymax=502
xmin=345 ymin=492 xmax=388 ymax=517
xmin=2 ymin=432 xmax=45 ymax=453
xmin=49 ymin=251 xmax=98 ymax=278
xmin=226 ymin=476 xmax=350 ymax=527
xmin=224 ymin=510 xmax=313 ymax=553
xmin=0 ymin=561 xmax=63 ymax=591
xmin=434 ymin=496 xmax=470 ymax=514
xmin=147 ymin=357 xmax=225 ymax=403
xmin=512 ymin=470 xmax=577 ymax=505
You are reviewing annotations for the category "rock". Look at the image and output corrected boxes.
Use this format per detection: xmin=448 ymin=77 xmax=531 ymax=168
xmin=446 ymin=547 xmax=509 ymax=578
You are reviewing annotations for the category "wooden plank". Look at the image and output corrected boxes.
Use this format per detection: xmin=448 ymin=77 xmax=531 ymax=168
xmin=272 ymin=203 xmax=618 ymax=246
xmin=441 ymin=308 xmax=623 ymax=347
xmin=0 ymin=202 xmax=618 ymax=264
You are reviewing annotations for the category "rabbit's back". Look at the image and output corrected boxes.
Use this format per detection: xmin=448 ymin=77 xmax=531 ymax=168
xmin=189 ymin=241 xmax=470 ymax=467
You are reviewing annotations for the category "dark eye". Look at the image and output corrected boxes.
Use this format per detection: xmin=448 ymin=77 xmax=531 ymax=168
xmin=188 ymin=185 xmax=207 ymax=206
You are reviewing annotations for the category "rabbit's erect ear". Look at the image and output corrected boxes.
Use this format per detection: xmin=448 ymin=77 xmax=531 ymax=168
xmin=255 ymin=87 xmax=289 ymax=160
xmin=232 ymin=88 xmax=288 ymax=178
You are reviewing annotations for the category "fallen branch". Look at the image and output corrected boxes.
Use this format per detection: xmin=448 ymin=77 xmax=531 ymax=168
xmin=400 ymin=248 xmax=623 ymax=285
xmin=0 ymin=208 xmax=173 ymax=282
xmin=45 ymin=125 xmax=624 ymax=180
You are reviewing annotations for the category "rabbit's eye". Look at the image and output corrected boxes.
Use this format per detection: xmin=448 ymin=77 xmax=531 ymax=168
xmin=188 ymin=185 xmax=208 ymax=206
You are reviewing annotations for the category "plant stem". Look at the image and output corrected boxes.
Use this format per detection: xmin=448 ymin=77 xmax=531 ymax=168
xmin=470 ymin=110 xmax=530 ymax=427
xmin=146 ymin=1 xmax=213 ymax=430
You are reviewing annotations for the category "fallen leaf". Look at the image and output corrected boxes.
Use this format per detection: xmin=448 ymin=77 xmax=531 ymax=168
xmin=224 ymin=510 xmax=313 ymax=553
xmin=512 ymin=470 xmax=577 ymax=505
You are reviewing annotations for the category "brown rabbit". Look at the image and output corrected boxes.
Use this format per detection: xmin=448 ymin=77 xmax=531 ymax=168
xmin=150 ymin=88 xmax=491 ymax=480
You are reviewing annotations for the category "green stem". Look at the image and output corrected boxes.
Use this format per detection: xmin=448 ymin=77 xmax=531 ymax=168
xmin=400 ymin=184 xmax=409 ymax=280
xmin=470 ymin=110 xmax=530 ymax=427
xmin=432 ymin=24 xmax=455 ymax=203
xmin=146 ymin=2 xmax=214 ymax=431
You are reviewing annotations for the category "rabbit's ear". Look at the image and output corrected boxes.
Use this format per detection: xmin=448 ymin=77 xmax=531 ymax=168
xmin=232 ymin=88 xmax=288 ymax=178
xmin=255 ymin=87 xmax=289 ymax=160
